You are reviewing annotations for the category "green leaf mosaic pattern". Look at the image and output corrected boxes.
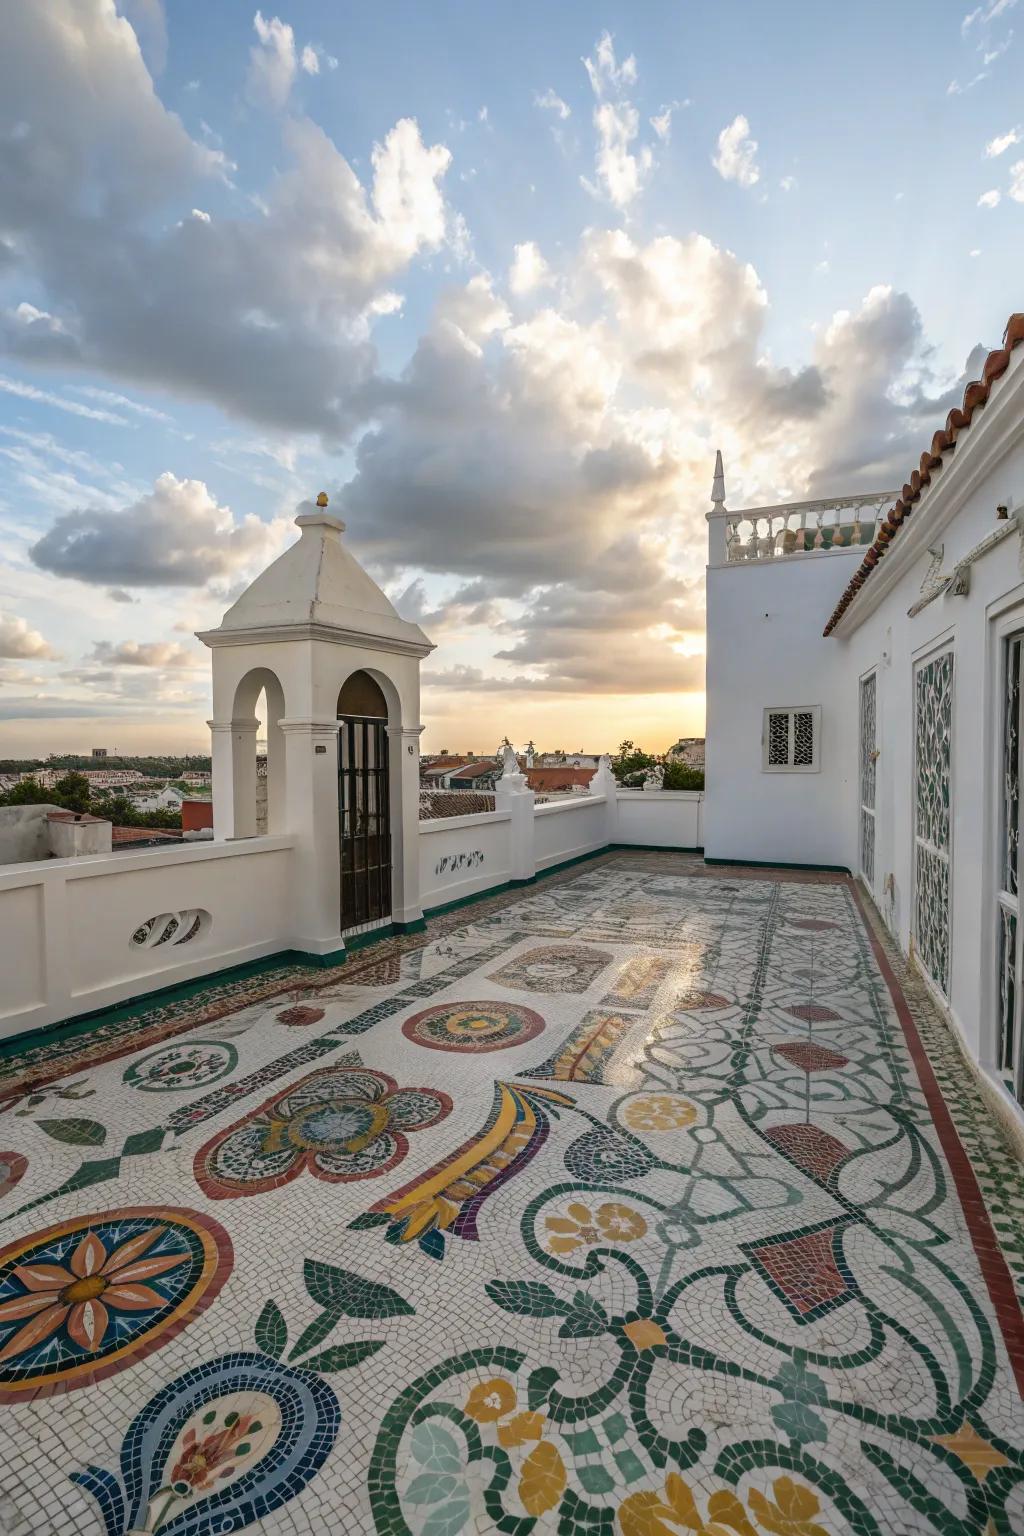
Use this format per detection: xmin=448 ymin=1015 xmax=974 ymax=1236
xmin=0 ymin=852 xmax=1021 ymax=1535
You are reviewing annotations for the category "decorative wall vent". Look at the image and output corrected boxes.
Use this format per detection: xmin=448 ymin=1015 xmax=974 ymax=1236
xmin=131 ymin=910 xmax=210 ymax=949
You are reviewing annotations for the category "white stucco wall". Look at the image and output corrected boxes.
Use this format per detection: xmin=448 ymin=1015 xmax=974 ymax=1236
xmin=418 ymin=810 xmax=513 ymax=910
xmin=704 ymin=549 xmax=863 ymax=867
xmin=534 ymin=796 xmax=608 ymax=870
xmin=0 ymin=836 xmax=294 ymax=1040
xmin=615 ymin=790 xmax=703 ymax=848
xmin=703 ymin=343 xmax=1024 ymax=1115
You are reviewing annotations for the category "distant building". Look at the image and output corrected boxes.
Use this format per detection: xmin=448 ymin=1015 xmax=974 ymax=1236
xmin=91 ymin=747 xmax=108 ymax=759
xmin=666 ymin=737 xmax=705 ymax=769
xmin=447 ymin=761 xmax=501 ymax=790
xmin=524 ymin=766 xmax=596 ymax=794
xmin=535 ymin=751 xmax=601 ymax=769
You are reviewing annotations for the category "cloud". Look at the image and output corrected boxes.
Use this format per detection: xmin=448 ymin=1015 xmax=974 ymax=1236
xmin=0 ymin=374 xmax=128 ymax=424
xmin=985 ymin=126 xmax=1020 ymax=155
xmin=90 ymin=638 xmax=201 ymax=667
xmin=583 ymin=31 xmax=637 ymax=96
xmin=66 ymin=385 xmax=173 ymax=422
xmin=0 ymin=0 xmax=452 ymax=442
xmin=581 ymin=33 xmax=652 ymax=209
xmin=713 ymin=115 xmax=760 ymax=187
xmin=978 ymin=187 xmax=1002 ymax=205
xmin=509 ymin=242 xmax=551 ymax=295
xmin=1010 ymin=159 xmax=1024 ymax=199
xmin=0 ymin=610 xmax=59 ymax=660
xmin=534 ymin=88 xmax=571 ymax=120
xmin=30 ymin=471 xmax=287 ymax=589
xmin=247 ymin=12 xmax=298 ymax=108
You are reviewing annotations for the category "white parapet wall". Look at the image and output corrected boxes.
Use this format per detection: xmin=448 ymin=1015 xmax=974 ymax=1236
xmin=418 ymin=788 xmax=704 ymax=913
xmin=534 ymin=795 xmax=610 ymax=871
xmin=418 ymin=808 xmax=513 ymax=910
xmin=0 ymin=835 xmax=294 ymax=1040
xmin=615 ymin=789 xmax=703 ymax=849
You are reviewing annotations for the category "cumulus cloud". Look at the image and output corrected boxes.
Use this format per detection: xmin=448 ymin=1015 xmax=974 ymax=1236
xmin=985 ymin=125 xmax=1020 ymax=154
xmin=581 ymin=33 xmax=652 ymax=209
xmin=90 ymin=638 xmax=201 ymax=667
xmin=978 ymin=187 xmax=1002 ymax=205
xmin=30 ymin=472 xmax=287 ymax=589
xmin=247 ymin=12 xmax=299 ymax=108
xmin=0 ymin=0 xmax=452 ymax=442
xmin=509 ymin=242 xmax=551 ymax=295
xmin=713 ymin=115 xmax=760 ymax=187
xmin=0 ymin=610 xmax=60 ymax=661
xmin=1010 ymin=159 xmax=1024 ymax=199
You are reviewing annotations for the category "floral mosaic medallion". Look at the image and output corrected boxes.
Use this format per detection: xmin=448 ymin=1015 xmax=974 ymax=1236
xmin=123 ymin=1039 xmax=238 ymax=1093
xmin=0 ymin=1150 xmax=27 ymax=1199
xmin=73 ymin=1353 xmax=340 ymax=1536
xmin=488 ymin=943 xmax=612 ymax=993
xmin=401 ymin=1000 xmax=546 ymax=1053
xmin=0 ymin=1208 xmax=231 ymax=1400
xmin=194 ymin=1064 xmax=452 ymax=1199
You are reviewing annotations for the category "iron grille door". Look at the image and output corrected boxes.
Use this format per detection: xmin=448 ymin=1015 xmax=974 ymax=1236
xmin=339 ymin=715 xmax=391 ymax=929
xmin=998 ymin=633 xmax=1024 ymax=1105
xmin=859 ymin=673 xmax=877 ymax=887
xmin=913 ymin=649 xmax=953 ymax=996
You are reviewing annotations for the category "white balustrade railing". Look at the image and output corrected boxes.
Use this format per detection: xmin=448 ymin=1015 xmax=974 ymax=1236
xmin=707 ymin=493 xmax=895 ymax=567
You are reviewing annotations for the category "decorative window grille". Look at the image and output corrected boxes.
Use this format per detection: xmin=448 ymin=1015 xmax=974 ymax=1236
xmin=762 ymin=707 xmax=820 ymax=772
xmin=913 ymin=650 xmax=953 ymax=996
xmin=859 ymin=673 xmax=877 ymax=886
xmin=997 ymin=634 xmax=1023 ymax=1105
xmin=131 ymin=910 xmax=209 ymax=949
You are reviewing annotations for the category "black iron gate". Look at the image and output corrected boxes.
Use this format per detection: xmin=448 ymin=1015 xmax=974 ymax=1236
xmin=339 ymin=715 xmax=391 ymax=928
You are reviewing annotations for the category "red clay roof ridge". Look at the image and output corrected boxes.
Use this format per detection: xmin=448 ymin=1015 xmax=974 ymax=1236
xmin=822 ymin=311 xmax=1024 ymax=637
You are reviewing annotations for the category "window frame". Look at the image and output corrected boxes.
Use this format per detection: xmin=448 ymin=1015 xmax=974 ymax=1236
xmin=761 ymin=705 xmax=821 ymax=774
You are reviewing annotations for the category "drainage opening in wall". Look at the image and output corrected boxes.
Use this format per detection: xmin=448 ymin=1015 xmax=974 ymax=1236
xmin=131 ymin=910 xmax=211 ymax=949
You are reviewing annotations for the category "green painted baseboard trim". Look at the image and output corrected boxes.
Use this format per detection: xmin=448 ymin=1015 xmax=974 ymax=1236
xmin=703 ymin=855 xmax=851 ymax=874
xmin=1 ymin=845 xmax=762 ymax=1060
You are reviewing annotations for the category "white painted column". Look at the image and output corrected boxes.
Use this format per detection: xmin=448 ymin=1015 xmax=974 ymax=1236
xmin=208 ymin=718 xmax=258 ymax=840
xmin=388 ymin=723 xmax=425 ymax=925
xmin=589 ymin=755 xmax=619 ymax=846
xmin=495 ymin=768 xmax=536 ymax=883
xmin=280 ymin=716 xmax=343 ymax=955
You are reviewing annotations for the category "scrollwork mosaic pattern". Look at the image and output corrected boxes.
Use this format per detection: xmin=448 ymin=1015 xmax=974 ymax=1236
xmin=0 ymin=858 xmax=1022 ymax=1534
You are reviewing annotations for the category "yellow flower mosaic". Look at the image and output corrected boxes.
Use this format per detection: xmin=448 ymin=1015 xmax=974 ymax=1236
xmin=622 ymin=1094 xmax=698 ymax=1131
xmin=461 ymin=1378 xmax=566 ymax=1516
xmin=617 ymin=1473 xmax=831 ymax=1536
xmin=544 ymin=1200 xmax=647 ymax=1254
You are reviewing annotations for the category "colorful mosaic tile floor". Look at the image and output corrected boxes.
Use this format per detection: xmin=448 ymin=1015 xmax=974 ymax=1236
xmin=1 ymin=855 xmax=1023 ymax=1535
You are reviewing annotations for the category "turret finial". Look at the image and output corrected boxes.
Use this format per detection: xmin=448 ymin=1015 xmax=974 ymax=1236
xmin=316 ymin=491 xmax=329 ymax=508
xmin=711 ymin=450 xmax=726 ymax=510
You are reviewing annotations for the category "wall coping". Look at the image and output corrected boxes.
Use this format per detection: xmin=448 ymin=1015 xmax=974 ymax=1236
xmin=534 ymin=795 xmax=605 ymax=817
xmin=0 ymin=833 xmax=295 ymax=889
xmin=418 ymin=809 xmax=512 ymax=834
xmin=616 ymin=789 xmax=704 ymax=802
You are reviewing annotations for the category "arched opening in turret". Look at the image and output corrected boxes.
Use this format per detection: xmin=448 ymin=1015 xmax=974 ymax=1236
xmin=337 ymin=670 xmax=392 ymax=928
xmin=231 ymin=667 xmax=286 ymax=837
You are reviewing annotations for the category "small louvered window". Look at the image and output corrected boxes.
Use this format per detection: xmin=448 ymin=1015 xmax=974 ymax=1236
xmin=763 ymin=707 xmax=820 ymax=773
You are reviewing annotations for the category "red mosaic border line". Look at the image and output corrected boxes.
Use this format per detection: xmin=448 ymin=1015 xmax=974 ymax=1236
xmin=849 ymin=879 xmax=1024 ymax=1398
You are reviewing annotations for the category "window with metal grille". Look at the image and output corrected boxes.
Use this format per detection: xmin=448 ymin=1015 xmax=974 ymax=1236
xmin=762 ymin=706 xmax=820 ymax=772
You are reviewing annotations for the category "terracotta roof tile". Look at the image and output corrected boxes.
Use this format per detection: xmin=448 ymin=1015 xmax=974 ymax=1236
xmin=823 ymin=312 xmax=1024 ymax=636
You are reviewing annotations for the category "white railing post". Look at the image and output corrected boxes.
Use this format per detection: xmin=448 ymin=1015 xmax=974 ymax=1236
xmin=494 ymin=749 xmax=536 ymax=883
xmin=589 ymin=755 xmax=619 ymax=847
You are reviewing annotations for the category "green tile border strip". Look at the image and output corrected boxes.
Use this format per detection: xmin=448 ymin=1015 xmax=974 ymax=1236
xmin=854 ymin=882 xmax=1024 ymax=1309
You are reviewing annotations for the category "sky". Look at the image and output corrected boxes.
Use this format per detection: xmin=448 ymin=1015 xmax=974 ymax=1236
xmin=0 ymin=0 xmax=1020 ymax=758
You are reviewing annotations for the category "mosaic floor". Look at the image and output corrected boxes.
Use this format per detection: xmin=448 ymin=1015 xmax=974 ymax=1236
xmin=1 ymin=855 xmax=1023 ymax=1536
